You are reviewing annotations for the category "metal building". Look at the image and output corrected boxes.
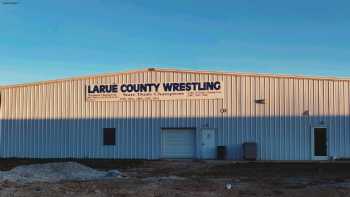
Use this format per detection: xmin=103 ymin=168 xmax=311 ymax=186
xmin=0 ymin=68 xmax=349 ymax=160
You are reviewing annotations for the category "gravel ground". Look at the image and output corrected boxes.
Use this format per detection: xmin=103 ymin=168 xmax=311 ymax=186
xmin=0 ymin=160 xmax=350 ymax=197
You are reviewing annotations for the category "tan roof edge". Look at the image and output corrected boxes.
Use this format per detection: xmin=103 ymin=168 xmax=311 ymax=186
xmin=153 ymin=68 xmax=350 ymax=81
xmin=0 ymin=68 xmax=150 ymax=89
xmin=1 ymin=67 xmax=350 ymax=89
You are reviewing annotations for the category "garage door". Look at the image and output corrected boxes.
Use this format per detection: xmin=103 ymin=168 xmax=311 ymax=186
xmin=161 ymin=128 xmax=195 ymax=159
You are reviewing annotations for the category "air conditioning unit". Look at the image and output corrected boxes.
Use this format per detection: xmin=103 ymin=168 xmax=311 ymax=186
xmin=243 ymin=142 xmax=257 ymax=160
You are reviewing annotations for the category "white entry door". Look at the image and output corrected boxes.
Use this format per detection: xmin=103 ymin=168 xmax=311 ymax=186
xmin=201 ymin=129 xmax=216 ymax=159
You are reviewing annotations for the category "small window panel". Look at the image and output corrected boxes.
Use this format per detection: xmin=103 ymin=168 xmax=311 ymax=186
xmin=103 ymin=128 xmax=116 ymax=145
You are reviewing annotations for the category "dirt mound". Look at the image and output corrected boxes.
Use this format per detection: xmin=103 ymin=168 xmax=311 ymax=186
xmin=0 ymin=162 xmax=121 ymax=183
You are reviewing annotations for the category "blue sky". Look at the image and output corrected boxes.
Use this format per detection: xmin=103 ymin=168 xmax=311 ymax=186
xmin=0 ymin=0 xmax=349 ymax=85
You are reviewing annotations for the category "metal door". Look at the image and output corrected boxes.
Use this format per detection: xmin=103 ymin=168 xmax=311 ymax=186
xmin=311 ymin=127 xmax=328 ymax=160
xmin=201 ymin=129 xmax=216 ymax=159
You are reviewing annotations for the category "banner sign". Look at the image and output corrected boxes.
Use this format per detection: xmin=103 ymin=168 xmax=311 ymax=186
xmin=86 ymin=81 xmax=224 ymax=101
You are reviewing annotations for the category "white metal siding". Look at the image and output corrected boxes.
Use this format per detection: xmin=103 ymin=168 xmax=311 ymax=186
xmin=0 ymin=69 xmax=350 ymax=160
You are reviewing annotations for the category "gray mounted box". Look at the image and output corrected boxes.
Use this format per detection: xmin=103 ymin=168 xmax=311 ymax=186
xmin=243 ymin=142 xmax=257 ymax=160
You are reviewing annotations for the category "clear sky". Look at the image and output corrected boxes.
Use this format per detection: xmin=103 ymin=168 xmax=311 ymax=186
xmin=0 ymin=0 xmax=349 ymax=85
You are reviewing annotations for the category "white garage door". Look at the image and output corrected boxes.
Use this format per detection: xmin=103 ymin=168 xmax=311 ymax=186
xmin=161 ymin=128 xmax=195 ymax=159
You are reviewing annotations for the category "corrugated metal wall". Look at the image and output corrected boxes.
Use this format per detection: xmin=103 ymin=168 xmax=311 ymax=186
xmin=0 ymin=70 xmax=349 ymax=160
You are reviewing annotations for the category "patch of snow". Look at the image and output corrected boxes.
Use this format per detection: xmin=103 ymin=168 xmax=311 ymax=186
xmin=319 ymin=180 xmax=350 ymax=188
xmin=333 ymin=182 xmax=350 ymax=188
xmin=142 ymin=176 xmax=186 ymax=182
xmin=225 ymin=179 xmax=240 ymax=189
xmin=0 ymin=162 xmax=122 ymax=183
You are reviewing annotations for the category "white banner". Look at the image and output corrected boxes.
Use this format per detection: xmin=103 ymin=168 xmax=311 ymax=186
xmin=86 ymin=81 xmax=224 ymax=101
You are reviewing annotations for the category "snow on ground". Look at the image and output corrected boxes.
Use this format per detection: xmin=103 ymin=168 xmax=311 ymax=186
xmin=0 ymin=162 xmax=122 ymax=183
